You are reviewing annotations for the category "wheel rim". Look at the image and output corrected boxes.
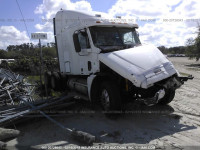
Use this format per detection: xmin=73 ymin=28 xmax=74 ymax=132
xmin=101 ymin=89 xmax=110 ymax=110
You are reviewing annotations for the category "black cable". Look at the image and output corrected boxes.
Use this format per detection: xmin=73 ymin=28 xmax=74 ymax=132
xmin=15 ymin=0 xmax=30 ymax=40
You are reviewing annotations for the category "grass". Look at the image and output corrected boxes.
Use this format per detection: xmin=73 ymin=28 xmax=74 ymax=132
xmin=26 ymin=75 xmax=63 ymax=99
xmin=26 ymin=75 xmax=40 ymax=83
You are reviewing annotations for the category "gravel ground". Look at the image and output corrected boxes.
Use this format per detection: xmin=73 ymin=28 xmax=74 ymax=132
xmin=5 ymin=57 xmax=200 ymax=150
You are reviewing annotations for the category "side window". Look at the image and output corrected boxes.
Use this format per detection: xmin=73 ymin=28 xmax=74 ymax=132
xmin=123 ymin=31 xmax=134 ymax=44
xmin=78 ymin=31 xmax=90 ymax=49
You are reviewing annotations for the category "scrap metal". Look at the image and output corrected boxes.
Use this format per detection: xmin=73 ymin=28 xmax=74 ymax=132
xmin=0 ymin=68 xmax=34 ymax=106
xmin=0 ymin=68 xmax=96 ymax=145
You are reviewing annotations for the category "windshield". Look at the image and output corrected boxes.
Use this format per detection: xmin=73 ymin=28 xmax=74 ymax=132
xmin=89 ymin=26 xmax=141 ymax=52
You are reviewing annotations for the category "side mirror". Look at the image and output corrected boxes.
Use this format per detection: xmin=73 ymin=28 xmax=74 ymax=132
xmin=81 ymin=31 xmax=87 ymax=36
xmin=80 ymin=29 xmax=87 ymax=36
xmin=73 ymin=33 xmax=81 ymax=52
xmin=136 ymin=31 xmax=139 ymax=37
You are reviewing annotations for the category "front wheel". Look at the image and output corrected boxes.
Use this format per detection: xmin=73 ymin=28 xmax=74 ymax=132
xmin=158 ymin=89 xmax=175 ymax=105
xmin=100 ymin=81 xmax=121 ymax=111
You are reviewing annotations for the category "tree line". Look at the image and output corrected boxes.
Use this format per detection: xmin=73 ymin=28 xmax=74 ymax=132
xmin=159 ymin=25 xmax=200 ymax=61
xmin=0 ymin=42 xmax=57 ymax=59
xmin=158 ymin=46 xmax=186 ymax=55
xmin=0 ymin=43 xmax=59 ymax=75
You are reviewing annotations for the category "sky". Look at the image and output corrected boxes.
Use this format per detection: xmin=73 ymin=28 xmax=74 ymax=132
xmin=0 ymin=0 xmax=200 ymax=50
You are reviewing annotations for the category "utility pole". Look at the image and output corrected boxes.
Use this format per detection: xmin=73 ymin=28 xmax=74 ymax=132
xmin=39 ymin=38 xmax=43 ymax=86
xmin=31 ymin=33 xmax=47 ymax=87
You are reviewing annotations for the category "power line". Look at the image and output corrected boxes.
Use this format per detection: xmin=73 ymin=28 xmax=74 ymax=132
xmin=15 ymin=0 xmax=30 ymax=40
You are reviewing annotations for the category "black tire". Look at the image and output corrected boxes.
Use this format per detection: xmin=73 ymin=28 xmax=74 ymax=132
xmin=44 ymin=71 xmax=51 ymax=89
xmin=60 ymin=73 xmax=68 ymax=91
xmin=100 ymin=81 xmax=121 ymax=111
xmin=158 ymin=89 xmax=175 ymax=105
xmin=51 ymin=72 xmax=61 ymax=91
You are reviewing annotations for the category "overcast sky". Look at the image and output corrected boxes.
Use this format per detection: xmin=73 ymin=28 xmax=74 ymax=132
xmin=0 ymin=0 xmax=199 ymax=50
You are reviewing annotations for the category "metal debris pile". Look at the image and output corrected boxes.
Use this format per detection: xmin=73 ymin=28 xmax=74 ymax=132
xmin=0 ymin=94 xmax=95 ymax=145
xmin=0 ymin=68 xmax=95 ymax=145
xmin=0 ymin=68 xmax=35 ymax=106
xmin=0 ymin=95 xmax=74 ymax=126
xmin=0 ymin=67 xmax=73 ymax=126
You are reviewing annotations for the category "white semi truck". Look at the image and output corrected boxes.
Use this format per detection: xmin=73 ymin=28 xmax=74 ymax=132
xmin=45 ymin=10 xmax=193 ymax=111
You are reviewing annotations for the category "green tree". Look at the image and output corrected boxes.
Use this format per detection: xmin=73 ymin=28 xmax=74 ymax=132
xmin=186 ymin=24 xmax=200 ymax=61
xmin=0 ymin=50 xmax=8 ymax=59
xmin=158 ymin=46 xmax=168 ymax=54
xmin=4 ymin=42 xmax=58 ymax=75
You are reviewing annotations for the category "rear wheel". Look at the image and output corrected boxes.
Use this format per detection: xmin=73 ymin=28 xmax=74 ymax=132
xmin=158 ymin=89 xmax=175 ymax=105
xmin=44 ymin=71 xmax=51 ymax=89
xmin=50 ymin=72 xmax=61 ymax=91
xmin=60 ymin=73 xmax=68 ymax=90
xmin=100 ymin=81 xmax=121 ymax=111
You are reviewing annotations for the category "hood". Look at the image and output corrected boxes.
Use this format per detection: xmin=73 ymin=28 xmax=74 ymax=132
xmin=99 ymin=44 xmax=177 ymax=88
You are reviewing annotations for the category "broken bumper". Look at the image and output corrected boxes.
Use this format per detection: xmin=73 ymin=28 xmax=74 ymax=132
xmin=137 ymin=75 xmax=194 ymax=106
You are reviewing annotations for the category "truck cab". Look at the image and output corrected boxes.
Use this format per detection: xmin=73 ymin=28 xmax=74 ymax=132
xmin=46 ymin=10 xmax=192 ymax=111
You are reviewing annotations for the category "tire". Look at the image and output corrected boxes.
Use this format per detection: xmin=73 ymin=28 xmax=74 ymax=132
xmin=44 ymin=71 xmax=51 ymax=89
xmin=60 ymin=73 xmax=68 ymax=90
xmin=158 ymin=89 xmax=175 ymax=105
xmin=50 ymin=72 xmax=61 ymax=91
xmin=100 ymin=81 xmax=121 ymax=111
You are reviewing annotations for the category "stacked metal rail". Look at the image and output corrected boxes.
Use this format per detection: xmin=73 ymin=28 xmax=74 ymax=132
xmin=0 ymin=68 xmax=35 ymax=106
xmin=0 ymin=95 xmax=74 ymax=127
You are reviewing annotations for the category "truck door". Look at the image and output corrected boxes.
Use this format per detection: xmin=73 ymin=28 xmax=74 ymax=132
xmin=73 ymin=29 xmax=92 ymax=74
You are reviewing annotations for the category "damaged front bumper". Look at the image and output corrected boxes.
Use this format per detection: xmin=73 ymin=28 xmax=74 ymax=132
xmin=137 ymin=75 xmax=194 ymax=106
xmin=162 ymin=75 xmax=194 ymax=90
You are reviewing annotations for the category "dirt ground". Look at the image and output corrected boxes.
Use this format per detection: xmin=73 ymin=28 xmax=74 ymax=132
xmin=5 ymin=57 xmax=200 ymax=150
